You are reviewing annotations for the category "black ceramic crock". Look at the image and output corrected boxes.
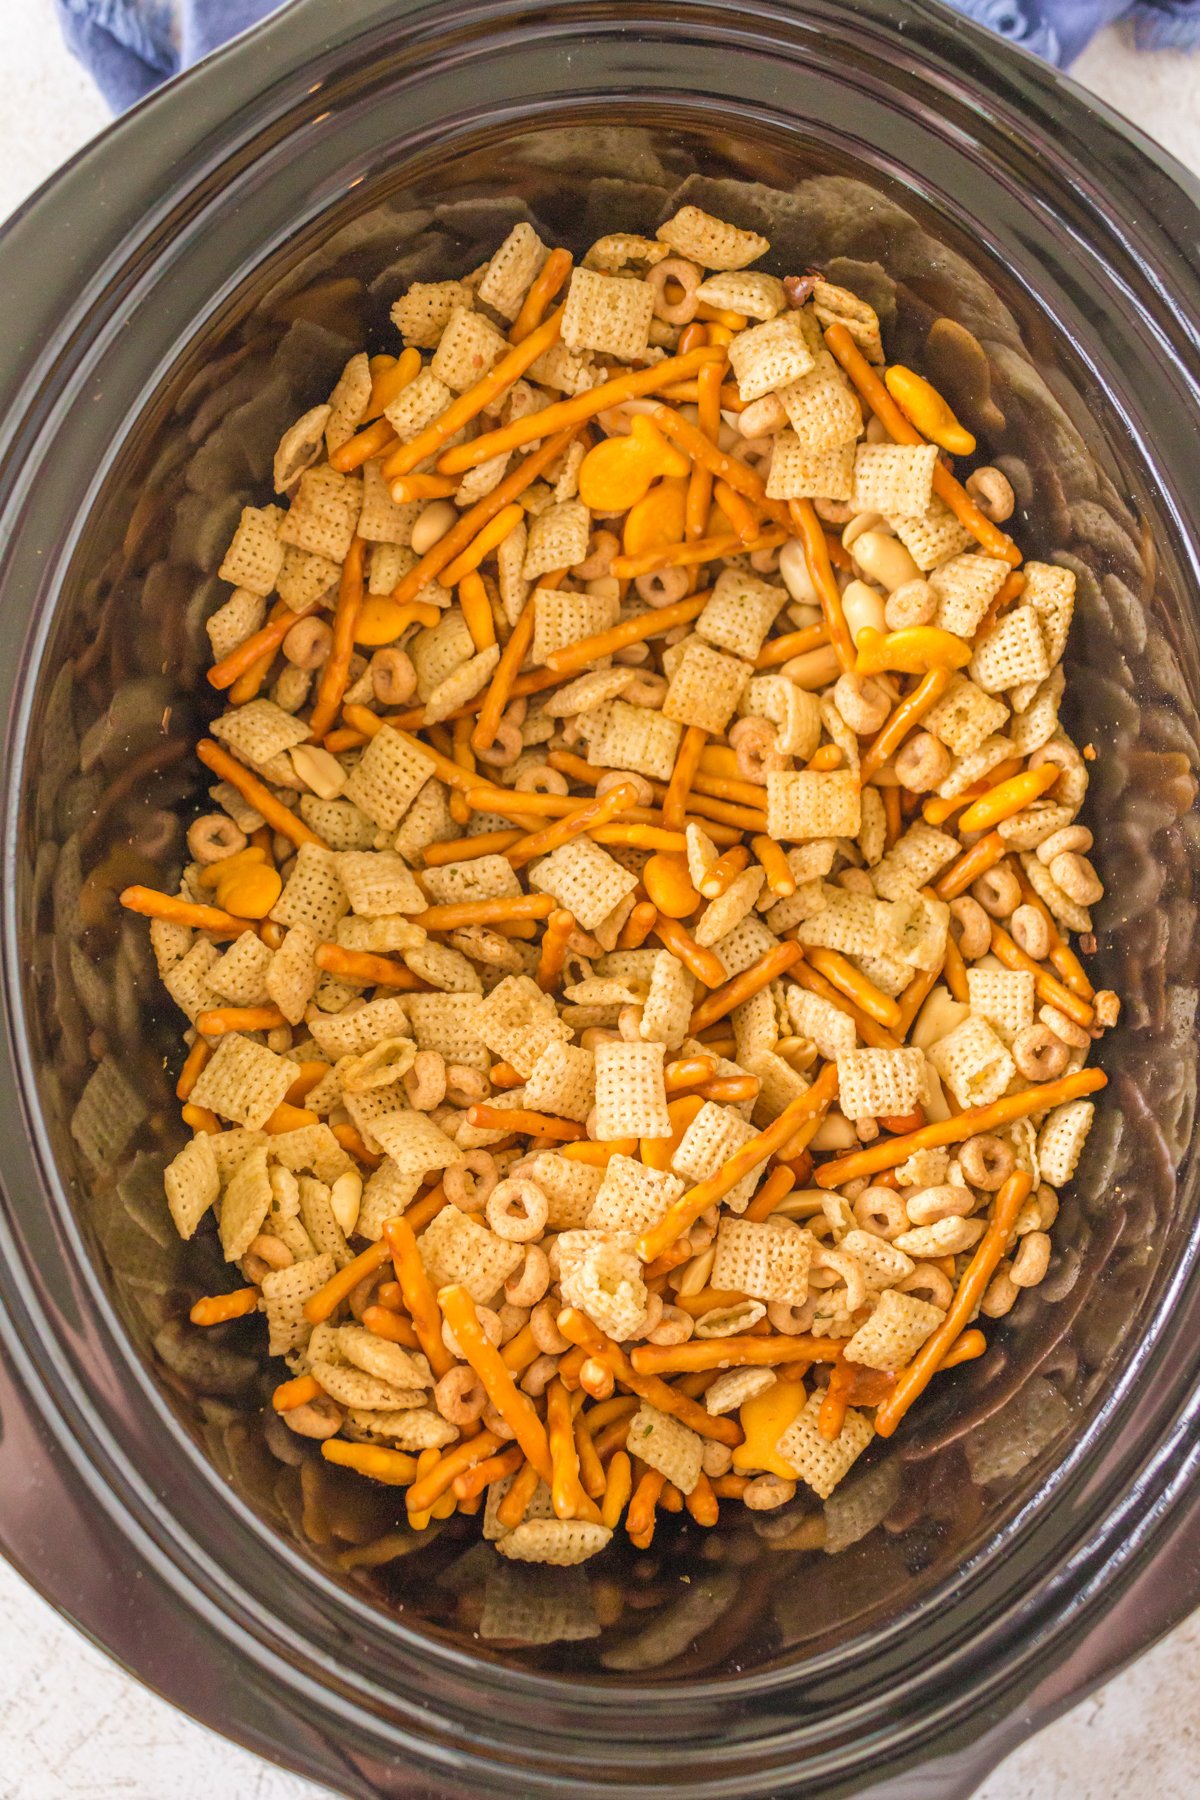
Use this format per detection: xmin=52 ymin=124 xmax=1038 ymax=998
xmin=2 ymin=1 xmax=1200 ymax=1794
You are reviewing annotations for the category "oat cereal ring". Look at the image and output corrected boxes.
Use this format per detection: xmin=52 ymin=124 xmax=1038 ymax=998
xmin=369 ymin=647 xmax=417 ymax=705
xmin=1010 ymin=901 xmax=1051 ymax=961
xmin=853 ymin=1185 xmax=909 ymax=1240
xmin=1012 ymin=1023 xmax=1070 ymax=1081
xmin=403 ymin=1049 xmax=448 ymax=1111
xmin=833 ymin=672 xmax=891 ymax=735
xmin=505 ymin=1243 xmax=551 ymax=1308
xmin=949 ymin=895 xmax=992 ymax=959
xmin=958 ymin=1134 xmax=1015 ymax=1191
xmin=636 ymin=567 xmax=691 ymax=607
xmin=435 ymin=1364 xmax=488 ymax=1425
xmin=971 ymin=862 xmax=1022 ymax=919
xmin=894 ymin=730 xmax=950 ymax=792
xmin=904 ymin=1184 xmax=977 ymax=1227
xmin=964 ymin=465 xmax=1016 ymax=523
xmin=283 ymin=616 xmax=334 ymax=670
xmin=444 ymin=1150 xmax=500 ymax=1212
xmin=648 ymin=257 xmax=702 ymax=325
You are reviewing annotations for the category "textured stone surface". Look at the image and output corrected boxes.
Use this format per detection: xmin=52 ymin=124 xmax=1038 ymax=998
xmin=0 ymin=2 xmax=1197 ymax=1794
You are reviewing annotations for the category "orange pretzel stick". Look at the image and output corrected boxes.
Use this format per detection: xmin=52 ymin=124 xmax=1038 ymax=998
xmin=933 ymin=830 xmax=1008 ymax=901
xmin=818 ymin=1358 xmax=856 ymax=1441
xmin=698 ymin=1075 xmax=760 ymax=1104
xmin=940 ymin=1328 xmax=988 ymax=1370
xmin=688 ymin=940 xmax=803 ymax=1034
xmin=956 ymin=765 xmax=1061 ymax=833
xmin=754 ymin=624 xmax=830 ymax=669
xmin=360 ymin=1306 xmax=421 ymax=1350
xmin=664 ymin=1054 xmax=720 ymax=1092
xmin=304 ymin=1238 xmax=393 ymax=1325
xmin=472 ymin=591 xmax=536 ymax=754
xmin=314 ymin=943 xmax=426 ymax=990
xmin=663 ymin=726 xmax=708 ymax=831
xmin=412 ymin=895 xmax=556 ymax=931
xmin=500 ymin=1322 xmax=540 ymax=1375
xmin=742 ymin=1164 xmax=797 ymax=1223
xmin=382 ymin=306 xmax=566 ymax=481
xmin=822 ymin=324 xmax=1021 ymax=567
xmin=688 ymin=768 xmax=774 ymax=809
xmin=321 ymin=1440 xmax=419 ymax=1486
xmin=331 ymin=1123 xmax=384 ymax=1169
xmin=574 ymin=1414 xmax=607 ymax=1499
xmin=175 ymin=1038 xmax=211 ymax=1101
xmin=308 ymin=536 xmax=365 ymax=738
xmin=383 ymin=1216 xmax=456 ymax=1379
xmin=388 ymin=473 xmax=459 ymax=503
xmin=536 ymin=908 xmax=576 ymax=992
xmin=686 ymin=353 xmax=722 ymax=538
xmin=787 ymin=954 xmax=901 ymax=1049
xmin=439 ymin=503 xmax=527 ymax=589
xmin=439 ymin=1284 xmax=554 ymax=1483
xmin=651 ymin=915 xmax=728 ymax=989
xmin=264 ymin=1101 xmax=319 ymax=1135
xmin=190 ymin=1287 xmax=258 ymax=1326
xmin=437 ymin=346 xmax=724 ymax=475
xmin=788 ymin=498 xmax=856 ymax=673
xmin=421 ymin=829 xmax=525 ymax=865
xmin=647 ymin=402 xmax=789 ymax=528
xmin=509 ymin=246 xmax=573 ymax=342
xmin=504 ymin=778 xmax=640 ymax=869
xmin=120 ymin=885 xmax=255 ymax=939
xmin=328 ymin=418 xmax=399 ymax=475
xmin=751 ymin=835 xmax=796 ymax=898
xmin=617 ymin=899 xmax=657 ymax=949
xmin=457 ymin=568 xmax=498 ymax=652
xmin=272 ymin=1373 xmax=322 ymax=1412
xmin=389 ymin=424 xmax=579 ymax=608
xmin=554 ymin=1309 xmax=742 ymax=1446
xmin=404 ymin=1430 xmax=505 ymax=1516
xmin=543 ymin=591 xmax=710 ymax=674
xmin=804 ymin=946 xmax=903 ymax=1030
xmin=814 ymin=1065 xmax=1107 ymax=1188
xmin=989 ymin=924 xmax=1095 ymax=1029
xmin=610 ymin=526 xmax=786 ymax=580
xmin=629 ymin=1334 xmax=843 ymax=1377
xmin=207 ymin=599 xmax=321 ymax=692
xmin=362 ymin=346 xmax=422 ymax=421
xmin=713 ymin=478 xmax=762 ymax=543
xmin=940 ymin=930 xmax=971 ymax=1004
xmin=196 ymin=1005 xmax=287 ymax=1037
xmin=874 ymin=1169 xmax=1033 ymax=1437
xmin=495 ymin=1459 xmax=541 ymax=1530
xmin=1015 ymin=874 xmax=1095 ymax=1000
xmin=546 ymin=1379 xmax=603 ymax=1523
xmin=195 ymin=739 xmax=327 ymax=850
xmin=638 ymin=1064 xmax=839 ymax=1264
xmin=466 ymin=1104 xmax=586 ymax=1142
xmin=859 ymin=667 xmax=954 ymax=783
xmin=698 ymin=844 xmax=752 ymax=898
xmin=462 ymin=787 xmax=578 ymax=819
xmin=626 ymin=1468 xmax=666 ymax=1547
xmin=452 ymin=1443 xmax=525 ymax=1503
xmin=560 ymin=1139 xmax=639 ymax=1166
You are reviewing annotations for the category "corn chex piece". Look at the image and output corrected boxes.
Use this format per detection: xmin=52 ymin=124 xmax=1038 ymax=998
xmin=543 ymin=668 xmax=636 ymax=717
xmin=742 ymin=674 xmax=821 ymax=762
xmin=522 ymin=501 xmax=591 ymax=581
xmin=627 ymin=1404 xmax=703 ymax=1494
xmin=852 ymin=443 xmax=938 ymax=517
xmin=711 ymin=914 xmax=779 ymax=980
xmin=276 ymin=545 xmax=341 ymax=611
xmin=1021 ymin=561 xmax=1075 ymax=672
xmin=810 ymin=277 xmax=882 ymax=359
xmin=424 ymin=645 xmax=500 ymax=726
xmin=527 ymin=340 xmax=598 ymax=396
xmin=325 ymin=352 xmax=372 ymax=453
xmin=857 ymin=786 xmax=887 ymax=867
xmin=694 ymin=866 xmax=766 ymax=948
xmin=844 ymin=1288 xmax=945 ymax=1372
xmin=307 ymin=996 xmax=411 ymax=1060
xmin=711 ymin=1217 xmax=814 ymax=1305
xmin=1037 ymin=1098 xmax=1094 ymax=1187
xmin=767 ymin=770 xmax=861 ymax=841
xmin=164 ymin=1133 xmax=219 ymax=1240
xmin=776 ymin=1393 xmax=874 ymax=1497
xmin=731 ymin=986 xmax=776 ymax=1063
xmin=189 ymin=1032 xmax=293 ymax=1130
xmin=356 ymin=1158 xmax=425 ymax=1240
xmin=1020 ymin=849 xmax=1092 ymax=934
xmin=208 ymin=930 xmax=274 ymax=1006
xmin=370 ymin=1108 xmax=460 ymax=1175
xmin=279 ymin=466 xmax=362 ymax=563
xmin=343 ymin=724 xmax=436 ymax=831
xmin=588 ymin=1154 xmax=685 ymax=1233
xmin=889 ymin=500 xmax=974 ymax=571
xmin=419 ymin=1206 xmax=522 ymax=1303
xmin=393 ymin=777 xmax=456 ymax=862
xmin=413 ymin=612 xmax=474 ymax=698
xmin=495 ymin=1520 xmax=613 ymax=1566
xmin=583 ymin=232 xmax=669 ymax=274
xmin=261 ymin=1253 xmax=335 ymax=1356
xmin=593 ymin=1040 xmax=670 ymax=1139
xmin=335 ymin=850 xmax=425 ymax=917
xmin=299 ymin=1173 xmax=353 ymax=1269
xmin=391 ymin=280 xmax=472 ymax=347
xmin=840 ymin=1229 xmax=914 ymax=1293
xmin=895 ymin=1146 xmax=950 ymax=1189
xmin=210 ymin=698 xmax=309 ymax=771
xmin=935 ymin=733 xmax=1017 ymax=801
xmin=685 ymin=822 xmax=720 ymax=890
xmin=273 ymin=403 xmax=331 ymax=493
xmin=162 ymin=938 xmax=221 ymax=1021
xmin=794 ymin=886 xmax=896 ymax=960
xmin=966 ymin=967 xmax=1036 ymax=1044
xmin=346 ymin=1407 xmax=457 ymax=1450
xmin=728 ymin=314 xmax=816 ymax=402
xmin=891 ymin=891 xmax=949 ymax=973
xmin=929 ymin=553 xmax=1010 ymax=638
xmin=475 ymin=223 xmax=549 ymax=319
xmin=206 ymin=588 xmax=267 ymax=661
xmin=430 ymin=306 xmax=509 ymax=392
xmin=338 ymin=1078 xmax=408 ymax=1147
xmin=267 ymin=843 xmax=347 ymax=942
xmin=639 ymin=950 xmax=694 ymax=1050
xmin=921 ymin=674 xmax=1010 ymax=759
xmin=532 ymin=585 xmax=619 ymax=664
xmin=836 ymin=1048 xmax=924 ymax=1120
xmin=365 ymin=541 xmax=416 ymax=596
xmin=521 ymin=1151 xmax=604 ymax=1229
xmin=339 ymin=1036 xmax=418 ymax=1095
xmin=928 ymin=1016 xmax=1015 ymax=1109
xmin=523 ymin=1040 xmax=596 ymax=1123
xmin=968 ymin=604 xmax=1049 ymax=696
xmin=660 ymin=641 xmax=751 ymax=735
xmin=1006 ymin=668 xmax=1064 ymax=755
xmin=528 ymin=836 xmax=637 ymax=932
xmin=706 ymin=1367 xmax=778 ymax=1415
xmin=475 ymin=974 xmax=571 ymax=1077
xmin=587 ymin=698 xmax=682 ymax=782
xmin=207 ymin=1127 xmax=268 ymax=1186
xmin=557 ymin=1230 xmax=648 ymax=1340
xmin=421 ymin=856 xmax=522 ymax=907
xmin=337 ymin=1322 xmax=431 ymax=1391
xmin=313 ymin=1362 xmax=423 ymax=1411
xmin=561 ymin=266 xmax=655 ymax=360
xmin=656 ymin=204 xmax=768 ymax=271
xmin=384 ymin=367 xmax=454 ymax=442
xmin=298 ymin=795 xmax=376 ymax=852
xmin=219 ymin=504 xmax=285 ymax=595
xmin=766 ymin=435 xmax=856 ymax=502
xmin=786 ymin=986 xmax=857 ymax=1059
xmin=673 ymin=1100 xmax=759 ymax=1211
xmin=483 ymin=1471 xmax=555 ymax=1541
xmin=857 ymin=949 xmax=913 ymax=999
xmin=696 ymin=270 xmax=785 ymax=319
xmin=269 ymin=1122 xmax=354 ymax=1185
xmin=697 ymin=568 xmax=786 ymax=660
xmin=218 ymin=1142 xmax=273 ymax=1260
xmin=777 ymin=349 xmax=862 ymax=451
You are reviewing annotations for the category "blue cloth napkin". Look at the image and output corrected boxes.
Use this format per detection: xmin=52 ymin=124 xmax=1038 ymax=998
xmin=57 ymin=0 xmax=1200 ymax=112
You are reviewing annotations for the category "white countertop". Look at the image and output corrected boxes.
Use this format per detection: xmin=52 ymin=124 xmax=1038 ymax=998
xmin=2 ymin=4 xmax=1197 ymax=1795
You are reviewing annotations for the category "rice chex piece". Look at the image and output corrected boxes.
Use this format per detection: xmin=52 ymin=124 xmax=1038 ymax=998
xmin=889 ymin=500 xmax=974 ymax=571
xmin=541 ymin=1225 xmax=643 ymax=1331
xmin=164 ymin=1132 xmax=219 ymax=1239
xmin=767 ymin=770 xmax=861 ymax=840
xmin=347 ymin=1407 xmax=456 ymax=1450
xmin=418 ymin=1206 xmax=522 ymax=1303
xmin=627 ymin=1404 xmax=702 ymax=1494
xmin=777 ymin=350 xmax=862 ymax=450
xmin=858 ymin=785 xmax=887 ymax=867
xmin=475 ymin=975 xmax=570 ymax=1077
xmin=935 ymin=733 xmax=1016 ymax=801
xmin=706 ymin=1367 xmax=778 ymax=1415
xmin=588 ymin=1154 xmax=684 ymax=1233
xmin=306 ymin=996 xmax=411 ymax=1059
xmin=840 ymin=1229 xmax=914 ymax=1293
xmin=836 ymin=1048 xmax=924 ymax=1120
xmin=1022 ymin=561 xmax=1076 ymax=669
xmin=370 ymin=1108 xmax=461 ymax=1175
xmin=853 ymin=443 xmax=938 ymax=517
xmin=970 ymin=604 xmax=1051 ymax=694
xmin=656 ymin=205 xmax=768 ymax=271
xmin=775 ymin=1393 xmax=874 ymax=1497
xmin=561 ymin=267 xmax=654 ymax=360
xmin=413 ymin=612 xmax=473 ymax=698
xmin=278 ymin=466 xmax=362 ymax=562
xmin=844 ymin=1288 xmax=944 ymax=1372
xmin=207 ymin=1127 xmax=268 ymax=1186
xmin=731 ymin=987 xmax=776 ymax=1063
xmin=532 ymin=585 xmax=619 ymax=664
xmin=1006 ymin=668 xmax=1064 ymax=755
xmin=928 ymin=1016 xmax=1015 ymax=1109
xmin=219 ymin=504 xmax=285 ymax=595
xmin=273 ymin=404 xmax=331 ymax=493
xmin=1037 ymin=1099 xmax=1094 ymax=1187
xmin=742 ymin=674 xmax=822 ymax=760
xmin=476 ymin=223 xmax=550 ymax=319
xmin=325 ymin=352 xmax=372 ymax=452
xmin=421 ymin=856 xmax=522 ymax=906
xmin=299 ymin=1173 xmax=353 ymax=1269
xmin=966 ymin=967 xmax=1036 ymax=1044
xmin=456 ymin=449 xmax=513 ymax=506
xmin=587 ymin=698 xmax=682 ymax=782
xmin=528 ymin=836 xmax=637 ymax=932
xmin=794 ymin=886 xmax=895 ymax=959
xmin=269 ymin=1122 xmax=354 ymax=1185
xmin=894 ymin=1146 xmax=950 ymax=1189
xmin=189 ymin=1033 xmax=293 ymax=1130
xmin=275 ymin=544 xmax=341 ymax=612
xmin=261 ymin=1253 xmax=335 ymax=1356
xmin=430 ymin=306 xmax=508 ymax=392
xmin=336 ymin=850 xmax=425 ymax=917
xmin=522 ymin=1151 xmax=604 ymax=1229
xmin=712 ymin=1217 xmax=814 ymax=1305
xmin=930 ymin=554 xmax=1010 ymax=638
xmin=921 ymin=675 xmax=1010 ymax=759
xmin=218 ymin=1142 xmax=273 ymax=1260
xmin=522 ymin=501 xmax=591 ymax=581
xmin=890 ymin=891 xmax=950 ymax=973
xmin=313 ymin=1362 xmax=422 ymax=1411
xmin=299 ymin=795 xmax=378 ymax=853
xmin=639 ymin=950 xmax=694 ymax=1050
xmin=696 ymin=270 xmax=785 ymax=318
xmin=391 ymin=280 xmax=472 ymax=348
xmin=206 ymin=588 xmax=267 ymax=660
xmin=357 ymin=461 xmax=419 ymax=545
xmin=694 ymin=866 xmax=765 ymax=947
xmin=523 ymin=1040 xmax=595 ymax=1123
xmin=728 ymin=314 xmax=816 ymax=402
xmin=384 ymin=367 xmax=454 ymax=442
xmin=495 ymin=1520 xmax=613 ymax=1566
xmin=766 ymin=435 xmax=855 ymax=503
xmin=811 ymin=279 xmax=884 ymax=363
xmin=527 ymin=341 xmax=598 ymax=396
xmin=1020 ymin=850 xmax=1091 ymax=934
xmin=663 ymin=642 xmax=752 ymax=734
xmin=210 ymin=698 xmax=308 ymax=771
xmin=338 ymin=1322 xmax=431 ymax=1391
xmin=593 ymin=1040 xmax=670 ymax=1139
xmin=697 ymin=568 xmax=786 ymax=660
xmin=685 ymin=821 xmax=720 ymax=890
xmin=356 ymin=1158 xmax=425 ymax=1240
xmin=392 ymin=777 xmax=456 ymax=863
xmin=424 ymin=645 xmax=500 ymax=727
xmin=710 ymin=914 xmax=778 ymax=980
xmin=786 ymin=985 xmax=857 ymax=1059
xmin=343 ymin=724 xmax=436 ymax=832
xmin=270 ymin=843 xmax=349 ymax=942
xmin=673 ymin=1100 xmax=759 ymax=1211
xmin=208 ymin=930 xmax=274 ymax=1006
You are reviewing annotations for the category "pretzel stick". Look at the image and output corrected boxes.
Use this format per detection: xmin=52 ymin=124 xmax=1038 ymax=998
xmin=314 ymin=943 xmax=426 ymax=990
xmin=536 ymin=908 xmax=576 ymax=992
xmin=329 ymin=418 xmax=399 ymax=475
xmin=458 ymin=568 xmax=498 ymax=652
xmin=304 ymin=1239 xmax=392 ymax=1325
xmin=689 ymin=940 xmax=803 ymax=1033
xmin=472 ymin=593 xmax=536 ymax=754
xmin=754 ymin=624 xmax=829 ymax=668
xmin=648 ymin=402 xmax=789 ymax=526
xmin=687 ymin=350 xmax=722 ymax=538
xmin=787 ymin=955 xmax=901 ymax=1049
xmin=509 ymin=247 xmax=573 ymax=342
xmin=384 ymin=1216 xmax=455 ymax=1378
xmin=438 ymin=1285 xmax=554 ymax=1483
xmin=208 ymin=599 xmax=320 ymax=692
xmin=452 ymin=1444 xmax=525 ymax=1502
xmin=466 ymin=1104 xmax=586 ymax=1142
xmin=700 ymin=844 xmax=752 ymax=898
xmin=859 ymin=668 xmax=953 ymax=783
xmin=413 ymin=895 xmax=555 ymax=931
xmin=818 ymin=1358 xmax=856 ymax=1441
xmin=663 ymin=726 xmax=708 ymax=830
xmin=405 ymin=1431 xmax=505 ymax=1516
xmin=803 ymin=946 xmax=903 ymax=1029
xmin=195 ymin=739 xmax=326 ymax=850
xmin=196 ymin=1005 xmax=286 ymax=1037
xmin=957 ymin=764 xmax=1059 ymax=833
xmin=650 ymin=915 xmax=727 ymax=988
xmin=190 ymin=1288 xmax=258 ymax=1326
xmin=422 ymin=829 xmax=525 ymax=864
xmin=322 ymin=1441 xmax=419 ymax=1485
xmin=574 ymin=1414 xmax=608 ymax=1500
xmin=360 ymin=1306 xmax=421 ymax=1350
xmin=439 ymin=503 xmax=527 ymax=588
xmin=120 ymin=885 xmax=253 ymax=938
xmin=629 ymin=1334 xmax=842 ymax=1376
xmin=1014 ymin=874 xmax=1095 ymax=999
xmin=626 ymin=1468 xmax=666 ymax=1547
xmin=789 ymin=499 xmax=856 ymax=673
xmin=751 ymin=835 xmax=795 ymax=897
xmin=175 ymin=1038 xmax=211 ymax=1101
xmin=272 ymin=1373 xmax=322 ymax=1412
xmin=546 ymin=1378 xmax=602 ymax=1522
xmin=543 ymin=591 xmax=710 ymax=673
xmin=331 ymin=1123 xmax=383 ymax=1169
xmin=742 ymin=1164 xmax=796 ymax=1222
xmin=990 ymin=923 xmax=1095 ymax=1028
xmin=611 ymin=527 xmax=786 ymax=579
xmin=555 ymin=1309 xmax=741 ymax=1445
xmin=505 ymin=779 xmax=640 ymax=869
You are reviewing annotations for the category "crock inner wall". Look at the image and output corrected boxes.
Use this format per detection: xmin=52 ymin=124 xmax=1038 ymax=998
xmin=2 ymin=18 xmax=1198 ymax=1783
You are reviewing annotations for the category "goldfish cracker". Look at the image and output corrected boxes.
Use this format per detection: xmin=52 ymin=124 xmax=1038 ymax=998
xmin=731 ymin=1380 xmax=807 ymax=1478
xmin=623 ymin=474 xmax=689 ymax=557
xmin=578 ymin=414 xmax=690 ymax=513
xmin=354 ymin=597 xmax=441 ymax=647
xmin=855 ymin=625 xmax=972 ymax=676
xmin=884 ymin=365 xmax=976 ymax=456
